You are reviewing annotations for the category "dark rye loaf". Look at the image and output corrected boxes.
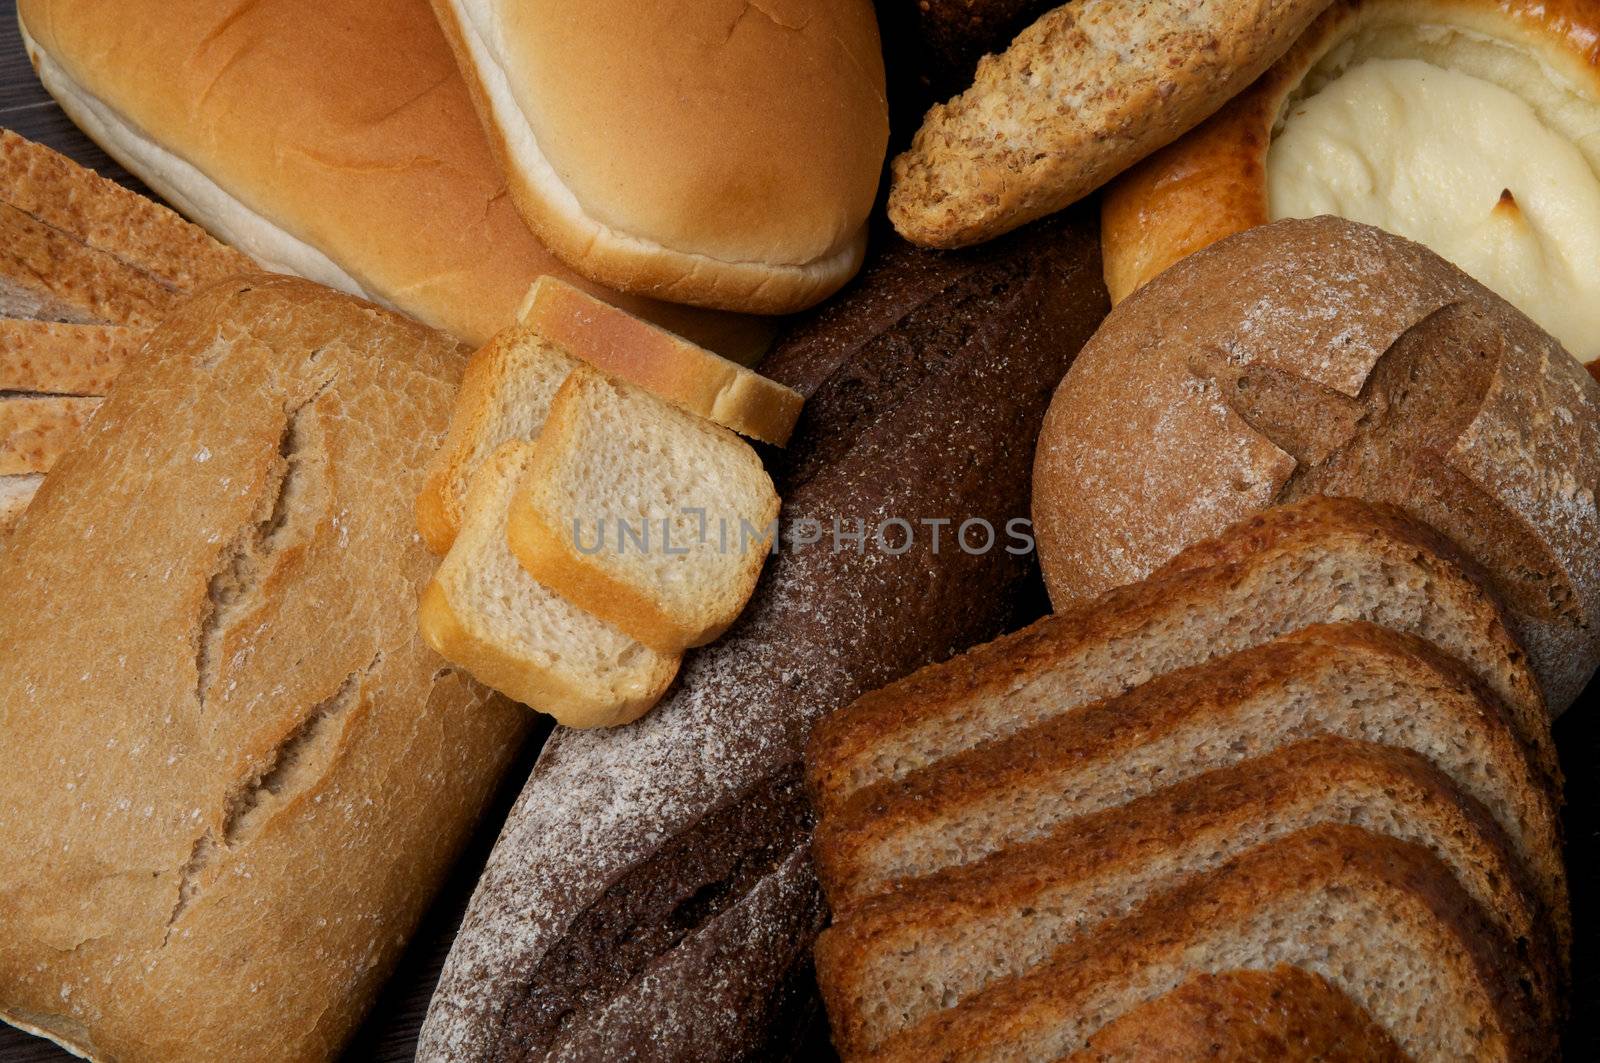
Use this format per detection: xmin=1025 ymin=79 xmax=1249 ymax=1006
xmin=416 ymin=213 xmax=1111 ymax=1061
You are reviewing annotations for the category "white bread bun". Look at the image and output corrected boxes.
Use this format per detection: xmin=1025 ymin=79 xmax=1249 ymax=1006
xmin=1100 ymin=0 xmax=1600 ymax=363
xmin=429 ymin=0 xmax=889 ymax=315
xmin=16 ymin=0 xmax=771 ymax=357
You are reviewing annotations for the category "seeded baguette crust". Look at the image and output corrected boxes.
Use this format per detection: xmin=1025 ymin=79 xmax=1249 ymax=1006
xmin=506 ymin=366 xmax=780 ymax=653
xmin=0 ymin=320 xmax=138 ymax=395
xmin=874 ymin=826 xmax=1551 ymax=1063
xmin=815 ymin=623 xmax=1561 ymax=922
xmin=520 ymin=276 xmax=804 ymax=446
xmin=814 ymin=736 xmax=1562 ymax=1055
xmin=887 ymin=0 xmax=1331 ymax=248
xmin=418 ymin=441 xmax=680 ymax=728
xmin=806 ymin=497 xmax=1545 ymax=816
xmin=1063 ymin=966 xmax=1408 ymax=1062
xmin=0 ymin=395 xmax=102 ymax=476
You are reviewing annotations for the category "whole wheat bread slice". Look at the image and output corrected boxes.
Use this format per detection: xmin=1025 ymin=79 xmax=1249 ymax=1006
xmin=0 ymin=319 xmax=138 ymax=395
xmin=814 ymin=623 xmax=1561 ymax=920
xmin=1064 ymin=965 xmax=1407 ymax=1063
xmin=806 ymin=497 xmax=1549 ymax=817
xmin=814 ymin=736 xmax=1563 ymax=1055
xmin=418 ymin=441 xmax=679 ymax=728
xmin=872 ymin=825 xmax=1551 ymax=1063
xmin=0 ymin=395 xmax=102 ymax=475
xmin=506 ymin=365 xmax=780 ymax=652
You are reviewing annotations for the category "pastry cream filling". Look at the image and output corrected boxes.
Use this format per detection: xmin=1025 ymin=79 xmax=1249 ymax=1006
xmin=1268 ymin=56 xmax=1600 ymax=362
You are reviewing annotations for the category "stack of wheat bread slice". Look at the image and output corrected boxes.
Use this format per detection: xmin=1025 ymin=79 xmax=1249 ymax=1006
xmin=417 ymin=277 xmax=797 ymax=727
xmin=805 ymin=496 xmax=1567 ymax=1061
xmin=1 ymin=130 xmax=253 ymax=533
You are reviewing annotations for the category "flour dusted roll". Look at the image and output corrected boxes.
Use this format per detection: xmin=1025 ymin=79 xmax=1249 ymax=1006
xmin=16 ymin=0 xmax=768 ymax=356
xmin=1034 ymin=217 xmax=1600 ymax=711
xmin=427 ymin=0 xmax=889 ymax=314
xmin=1100 ymin=0 xmax=1600 ymax=363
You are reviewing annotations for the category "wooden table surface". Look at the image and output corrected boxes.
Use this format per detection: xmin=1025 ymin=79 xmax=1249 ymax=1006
xmin=3 ymin=7 xmax=1597 ymax=1061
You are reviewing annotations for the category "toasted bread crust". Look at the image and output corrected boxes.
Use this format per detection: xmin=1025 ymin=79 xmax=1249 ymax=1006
xmin=874 ymin=826 xmax=1551 ymax=1062
xmin=1064 ymin=966 xmax=1409 ymax=1062
xmin=814 ymin=736 xmax=1563 ymax=1055
xmin=0 ymin=395 xmax=101 ymax=475
xmin=805 ymin=498 xmax=1547 ymax=816
xmin=519 ymin=276 xmax=804 ymax=445
xmin=0 ymin=320 xmax=138 ymax=395
xmin=887 ymin=0 xmax=1330 ymax=248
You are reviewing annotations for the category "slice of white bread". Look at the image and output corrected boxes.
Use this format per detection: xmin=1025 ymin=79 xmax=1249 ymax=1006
xmin=813 ymin=623 xmax=1563 ymax=930
xmin=519 ymin=276 xmax=803 ymax=445
xmin=814 ymin=736 xmax=1562 ymax=1056
xmin=506 ymin=365 xmax=780 ymax=653
xmin=1064 ymin=966 xmax=1408 ymax=1063
xmin=871 ymin=826 xmax=1551 ymax=1062
xmin=416 ymin=325 xmax=577 ymax=554
xmin=1 ymin=395 xmax=102 ymax=475
xmin=806 ymin=497 xmax=1551 ymax=817
xmin=418 ymin=441 xmax=679 ymax=728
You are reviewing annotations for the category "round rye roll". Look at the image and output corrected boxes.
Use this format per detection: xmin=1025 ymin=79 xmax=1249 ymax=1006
xmin=1100 ymin=0 xmax=1600 ymax=364
xmin=1033 ymin=216 xmax=1600 ymax=712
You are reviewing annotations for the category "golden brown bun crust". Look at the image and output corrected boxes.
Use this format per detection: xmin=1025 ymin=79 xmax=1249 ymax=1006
xmin=1034 ymin=216 xmax=1600 ymax=710
xmin=1101 ymin=0 xmax=1600 ymax=304
xmin=431 ymin=0 xmax=887 ymax=314
xmin=16 ymin=0 xmax=770 ymax=357
xmin=0 ymin=276 xmax=530 ymax=1062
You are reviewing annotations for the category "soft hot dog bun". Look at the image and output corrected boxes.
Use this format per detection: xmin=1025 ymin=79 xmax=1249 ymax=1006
xmin=16 ymin=0 xmax=771 ymax=357
xmin=428 ymin=0 xmax=889 ymax=315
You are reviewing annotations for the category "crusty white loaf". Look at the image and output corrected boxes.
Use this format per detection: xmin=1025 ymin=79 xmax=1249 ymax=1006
xmin=428 ymin=0 xmax=889 ymax=314
xmin=16 ymin=0 xmax=770 ymax=356
xmin=0 ymin=276 xmax=530 ymax=1062
xmin=1034 ymin=216 xmax=1600 ymax=710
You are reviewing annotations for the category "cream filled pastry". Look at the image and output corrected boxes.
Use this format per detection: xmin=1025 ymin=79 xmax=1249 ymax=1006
xmin=1269 ymin=57 xmax=1600 ymax=360
xmin=1100 ymin=0 xmax=1600 ymax=367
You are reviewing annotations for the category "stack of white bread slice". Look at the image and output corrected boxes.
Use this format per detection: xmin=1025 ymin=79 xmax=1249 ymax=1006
xmin=417 ymin=277 xmax=798 ymax=728
xmin=1 ymin=130 xmax=253 ymax=533
xmin=806 ymin=496 xmax=1567 ymax=1061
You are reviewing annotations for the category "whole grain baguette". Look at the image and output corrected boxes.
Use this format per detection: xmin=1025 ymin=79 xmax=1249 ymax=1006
xmin=807 ymin=496 xmax=1546 ymax=816
xmin=1064 ymin=966 xmax=1407 ymax=1063
xmin=417 ymin=212 xmax=1111 ymax=1061
xmin=815 ymin=623 xmax=1561 ymax=918
xmin=815 ymin=735 xmax=1562 ymax=1054
xmin=887 ymin=0 xmax=1331 ymax=248
xmin=874 ymin=826 xmax=1551 ymax=1062
xmin=0 ymin=275 xmax=530 ymax=1063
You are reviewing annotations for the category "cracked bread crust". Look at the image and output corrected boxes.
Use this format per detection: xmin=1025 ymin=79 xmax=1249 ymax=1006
xmin=806 ymin=497 xmax=1546 ymax=816
xmin=873 ymin=826 xmax=1552 ymax=1062
xmin=0 ymin=276 xmax=531 ymax=1063
xmin=1033 ymin=216 xmax=1600 ymax=710
xmin=887 ymin=0 xmax=1331 ymax=248
xmin=813 ymin=736 xmax=1563 ymax=1055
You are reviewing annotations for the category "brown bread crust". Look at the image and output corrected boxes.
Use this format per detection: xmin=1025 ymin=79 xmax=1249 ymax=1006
xmin=1033 ymin=216 xmax=1600 ymax=710
xmin=814 ymin=736 xmax=1563 ymax=1055
xmin=875 ymin=826 xmax=1552 ymax=1062
xmin=1063 ymin=966 xmax=1408 ymax=1062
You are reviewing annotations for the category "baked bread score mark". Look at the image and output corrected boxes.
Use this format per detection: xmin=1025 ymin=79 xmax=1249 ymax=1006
xmin=1101 ymin=0 xmax=1600 ymax=365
